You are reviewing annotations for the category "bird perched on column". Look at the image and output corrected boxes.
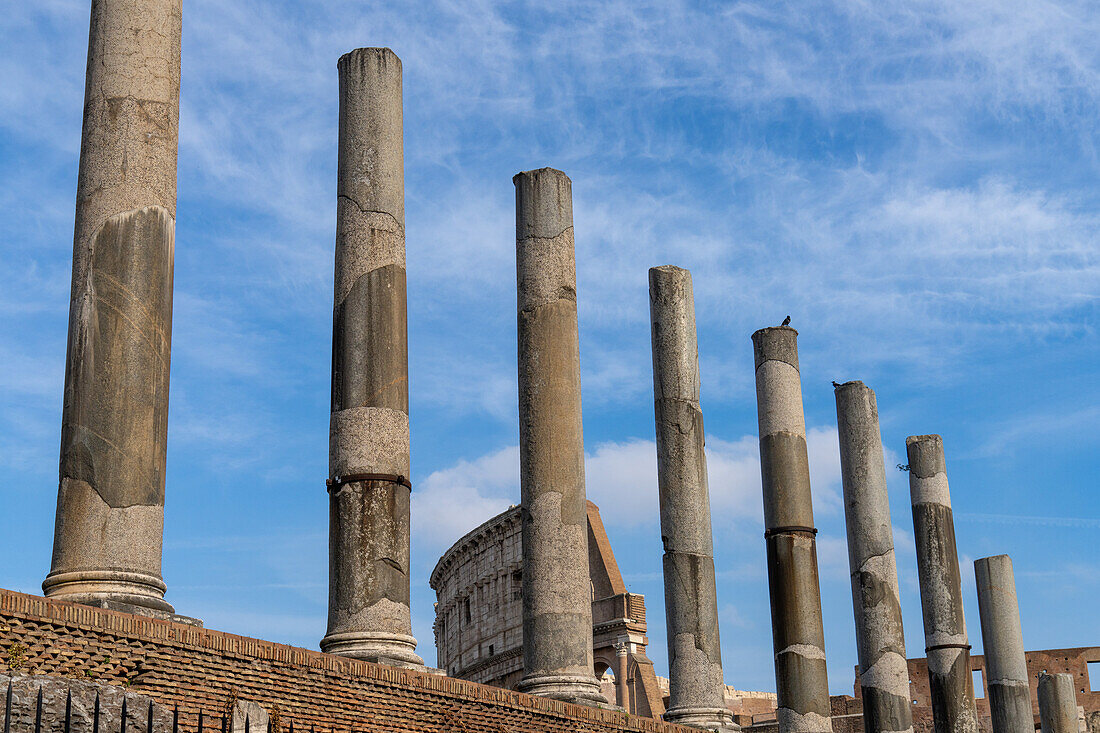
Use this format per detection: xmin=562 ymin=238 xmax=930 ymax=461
xmin=781 ymin=315 xmax=791 ymax=326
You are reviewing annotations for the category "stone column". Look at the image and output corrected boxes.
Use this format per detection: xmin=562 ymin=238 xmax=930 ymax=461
xmin=752 ymin=326 xmax=831 ymax=733
xmin=835 ymin=381 xmax=913 ymax=733
xmin=975 ymin=555 xmax=1032 ymax=733
xmin=514 ymin=168 xmax=605 ymax=705
xmin=650 ymin=266 xmax=737 ymax=731
xmin=43 ymin=0 xmax=182 ymax=615
xmin=615 ymin=641 xmax=632 ymax=713
xmin=319 ymin=48 xmax=422 ymax=668
xmin=907 ymin=435 xmax=979 ymax=733
xmin=1038 ymin=673 xmax=1079 ymax=733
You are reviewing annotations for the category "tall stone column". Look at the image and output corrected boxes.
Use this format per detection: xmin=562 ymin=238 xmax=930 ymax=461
xmin=650 ymin=266 xmax=737 ymax=731
xmin=615 ymin=641 xmax=632 ymax=712
xmin=974 ymin=555 xmax=1032 ymax=733
xmin=514 ymin=168 xmax=605 ymax=705
xmin=835 ymin=381 xmax=913 ymax=733
xmin=907 ymin=435 xmax=979 ymax=733
xmin=752 ymin=326 xmax=832 ymax=733
xmin=43 ymin=0 xmax=182 ymax=615
xmin=1038 ymin=673 xmax=1079 ymax=733
xmin=320 ymin=48 xmax=421 ymax=668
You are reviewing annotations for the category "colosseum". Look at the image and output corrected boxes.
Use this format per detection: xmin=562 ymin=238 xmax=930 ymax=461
xmin=429 ymin=501 xmax=665 ymax=716
xmin=429 ymin=500 xmax=782 ymax=721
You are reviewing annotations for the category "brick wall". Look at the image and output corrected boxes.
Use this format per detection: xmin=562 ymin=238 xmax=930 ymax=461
xmin=0 ymin=588 xmax=693 ymax=733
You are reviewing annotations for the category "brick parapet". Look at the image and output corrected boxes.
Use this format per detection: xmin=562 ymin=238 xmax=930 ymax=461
xmin=0 ymin=588 xmax=691 ymax=732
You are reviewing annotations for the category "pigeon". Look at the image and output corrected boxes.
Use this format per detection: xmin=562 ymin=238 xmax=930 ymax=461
xmin=781 ymin=315 xmax=791 ymax=326
xmin=832 ymin=381 xmax=841 ymax=388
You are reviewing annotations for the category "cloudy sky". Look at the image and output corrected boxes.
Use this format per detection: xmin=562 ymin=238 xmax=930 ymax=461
xmin=2 ymin=0 xmax=1099 ymax=695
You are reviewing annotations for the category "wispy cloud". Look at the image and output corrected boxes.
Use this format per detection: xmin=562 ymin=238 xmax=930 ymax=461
xmin=4 ymin=0 xmax=1100 ymax=695
xmin=955 ymin=513 xmax=1100 ymax=530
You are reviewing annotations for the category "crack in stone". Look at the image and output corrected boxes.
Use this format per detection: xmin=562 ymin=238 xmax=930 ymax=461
xmin=518 ymin=225 xmax=573 ymax=243
xmin=517 ymin=284 xmax=577 ymax=314
xmin=338 ymin=194 xmax=403 ymax=232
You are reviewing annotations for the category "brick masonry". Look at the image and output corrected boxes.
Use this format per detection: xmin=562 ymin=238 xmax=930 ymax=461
xmin=0 ymin=588 xmax=695 ymax=733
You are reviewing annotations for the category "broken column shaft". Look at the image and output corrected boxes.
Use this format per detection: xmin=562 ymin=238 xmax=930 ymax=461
xmin=752 ymin=326 xmax=832 ymax=733
xmin=1038 ymin=673 xmax=1079 ymax=733
xmin=975 ymin=555 xmax=1032 ymax=733
xmin=907 ymin=435 xmax=979 ymax=733
xmin=514 ymin=168 xmax=605 ymax=705
xmin=835 ymin=382 xmax=913 ymax=733
xmin=320 ymin=48 xmax=421 ymax=667
xmin=650 ymin=266 xmax=736 ymax=731
xmin=44 ymin=0 xmax=182 ymax=615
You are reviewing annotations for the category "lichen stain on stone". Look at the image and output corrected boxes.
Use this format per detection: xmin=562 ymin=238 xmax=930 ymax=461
xmin=62 ymin=207 xmax=173 ymax=510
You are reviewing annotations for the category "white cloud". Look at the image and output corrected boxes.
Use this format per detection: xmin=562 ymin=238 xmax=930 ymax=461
xmin=584 ymin=438 xmax=660 ymax=526
xmin=705 ymin=435 xmax=765 ymax=523
xmin=720 ymin=603 xmax=755 ymax=630
xmin=416 ymin=426 xmax=843 ymax=549
xmin=411 ymin=445 xmax=519 ymax=556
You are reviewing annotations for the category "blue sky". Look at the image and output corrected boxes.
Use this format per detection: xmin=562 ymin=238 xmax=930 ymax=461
xmin=2 ymin=0 xmax=1098 ymax=696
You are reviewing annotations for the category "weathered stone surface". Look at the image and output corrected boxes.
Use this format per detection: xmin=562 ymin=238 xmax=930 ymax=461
xmin=835 ymin=381 xmax=913 ymax=733
xmin=46 ymin=0 xmax=181 ymax=615
xmin=975 ymin=556 xmax=1032 ymax=733
xmin=321 ymin=47 xmax=421 ymax=667
xmin=0 ymin=673 xmax=173 ymax=733
xmin=752 ymin=326 xmax=831 ymax=733
xmin=649 ymin=266 xmax=736 ymax=731
xmin=231 ymin=700 xmax=270 ymax=733
xmin=514 ymin=168 xmax=605 ymax=706
xmin=907 ymin=435 xmax=979 ymax=733
xmin=71 ymin=0 xmax=181 ymax=259
xmin=1038 ymin=673 xmax=1080 ymax=733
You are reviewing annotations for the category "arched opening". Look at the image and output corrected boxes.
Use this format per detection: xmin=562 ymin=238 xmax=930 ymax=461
xmin=594 ymin=660 xmax=617 ymax=706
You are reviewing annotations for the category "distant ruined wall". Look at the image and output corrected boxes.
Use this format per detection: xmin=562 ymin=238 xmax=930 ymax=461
xmin=852 ymin=650 xmax=1100 ymax=733
xmin=0 ymin=588 xmax=694 ymax=733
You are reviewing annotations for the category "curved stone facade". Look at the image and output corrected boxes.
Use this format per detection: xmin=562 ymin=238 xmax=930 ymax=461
xmin=429 ymin=501 xmax=665 ymax=717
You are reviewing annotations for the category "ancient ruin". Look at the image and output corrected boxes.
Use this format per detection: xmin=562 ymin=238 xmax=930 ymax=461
xmin=513 ymin=168 xmax=607 ymax=706
xmin=320 ymin=47 xmax=422 ymax=668
xmin=975 ymin=555 xmax=1031 ymax=733
xmin=429 ymin=501 xmax=665 ymax=716
xmin=752 ymin=326 xmax=832 ymax=733
xmin=7 ymin=1 xmax=1097 ymax=732
xmin=43 ymin=0 xmax=182 ymax=617
xmin=835 ymin=381 xmax=913 ymax=733
xmin=649 ymin=266 xmax=737 ymax=731
xmin=853 ymin=646 xmax=1099 ymax=733
xmin=1038 ymin=673 xmax=1080 ymax=733
xmin=908 ymin=434 xmax=981 ymax=733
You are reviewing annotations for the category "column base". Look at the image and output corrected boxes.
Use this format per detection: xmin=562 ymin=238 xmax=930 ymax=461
xmin=516 ymin=673 xmax=609 ymax=706
xmin=664 ymin=706 xmax=740 ymax=731
xmin=319 ymin=630 xmax=424 ymax=669
xmin=42 ymin=569 xmax=175 ymax=616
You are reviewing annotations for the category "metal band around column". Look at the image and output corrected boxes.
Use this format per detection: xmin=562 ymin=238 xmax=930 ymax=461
xmin=326 ymin=473 xmax=413 ymax=491
xmin=763 ymin=526 xmax=819 ymax=538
